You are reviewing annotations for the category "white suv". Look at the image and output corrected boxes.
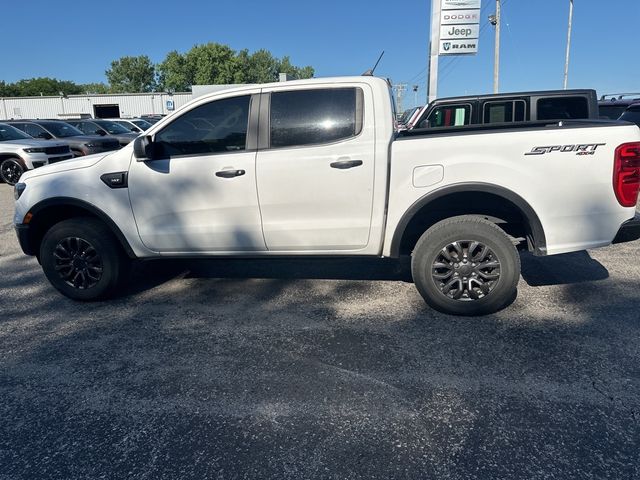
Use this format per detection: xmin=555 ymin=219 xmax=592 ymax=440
xmin=0 ymin=123 xmax=72 ymax=185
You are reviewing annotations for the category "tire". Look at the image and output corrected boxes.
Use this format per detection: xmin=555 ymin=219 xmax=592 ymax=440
xmin=411 ymin=215 xmax=520 ymax=316
xmin=40 ymin=217 xmax=130 ymax=301
xmin=0 ymin=158 xmax=25 ymax=186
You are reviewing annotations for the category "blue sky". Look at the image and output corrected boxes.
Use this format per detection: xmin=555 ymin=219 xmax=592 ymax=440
xmin=2 ymin=0 xmax=638 ymax=106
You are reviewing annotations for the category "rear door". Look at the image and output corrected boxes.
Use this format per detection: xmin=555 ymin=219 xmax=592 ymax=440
xmin=255 ymin=84 xmax=376 ymax=251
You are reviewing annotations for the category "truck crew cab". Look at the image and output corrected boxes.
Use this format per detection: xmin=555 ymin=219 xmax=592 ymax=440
xmin=12 ymin=77 xmax=640 ymax=315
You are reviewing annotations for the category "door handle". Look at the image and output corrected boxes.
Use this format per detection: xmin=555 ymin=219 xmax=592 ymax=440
xmin=215 ymin=169 xmax=246 ymax=178
xmin=330 ymin=160 xmax=363 ymax=169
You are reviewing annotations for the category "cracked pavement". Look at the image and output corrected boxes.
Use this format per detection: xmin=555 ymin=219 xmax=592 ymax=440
xmin=0 ymin=184 xmax=639 ymax=479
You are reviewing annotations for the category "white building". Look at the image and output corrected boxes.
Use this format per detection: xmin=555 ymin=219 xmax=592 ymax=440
xmin=0 ymin=74 xmax=294 ymax=121
xmin=0 ymin=92 xmax=192 ymax=121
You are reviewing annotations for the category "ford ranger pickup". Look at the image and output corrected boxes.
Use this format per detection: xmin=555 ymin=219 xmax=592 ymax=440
xmin=12 ymin=76 xmax=640 ymax=315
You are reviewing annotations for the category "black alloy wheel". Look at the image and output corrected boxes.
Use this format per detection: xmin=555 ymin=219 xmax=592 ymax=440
xmin=431 ymin=240 xmax=501 ymax=301
xmin=0 ymin=159 xmax=24 ymax=185
xmin=411 ymin=216 xmax=520 ymax=316
xmin=40 ymin=218 xmax=130 ymax=301
xmin=53 ymin=237 xmax=104 ymax=290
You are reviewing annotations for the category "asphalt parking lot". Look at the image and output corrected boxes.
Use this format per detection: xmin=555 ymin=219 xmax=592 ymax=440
xmin=0 ymin=183 xmax=639 ymax=480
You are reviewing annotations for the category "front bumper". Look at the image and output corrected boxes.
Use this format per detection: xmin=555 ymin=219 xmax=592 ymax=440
xmin=15 ymin=223 xmax=35 ymax=256
xmin=612 ymin=213 xmax=640 ymax=244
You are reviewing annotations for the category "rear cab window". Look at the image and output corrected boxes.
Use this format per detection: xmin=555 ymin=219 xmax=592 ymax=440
xmin=537 ymin=96 xmax=589 ymax=120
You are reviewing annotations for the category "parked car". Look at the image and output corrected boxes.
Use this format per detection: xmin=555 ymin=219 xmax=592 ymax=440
xmin=7 ymin=120 xmax=120 ymax=157
xmin=412 ymin=89 xmax=599 ymax=130
xmin=140 ymin=115 xmax=164 ymax=125
xmin=599 ymin=93 xmax=640 ymax=120
xmin=618 ymin=103 xmax=640 ymax=128
xmin=12 ymin=77 xmax=640 ymax=316
xmin=108 ymin=118 xmax=153 ymax=133
xmin=0 ymin=123 xmax=72 ymax=185
xmin=67 ymin=119 xmax=138 ymax=146
xmin=396 ymin=106 xmax=422 ymax=131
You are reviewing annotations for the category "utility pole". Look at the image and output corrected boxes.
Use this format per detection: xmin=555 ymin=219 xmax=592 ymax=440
xmin=427 ymin=0 xmax=442 ymax=103
xmin=413 ymin=85 xmax=419 ymax=106
xmin=563 ymin=0 xmax=574 ymax=89
xmin=393 ymin=83 xmax=407 ymax=114
xmin=489 ymin=0 xmax=501 ymax=94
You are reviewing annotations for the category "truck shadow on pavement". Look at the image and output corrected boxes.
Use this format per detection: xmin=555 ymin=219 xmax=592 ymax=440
xmin=519 ymin=250 xmax=609 ymax=286
xmin=123 ymin=250 xmax=608 ymax=296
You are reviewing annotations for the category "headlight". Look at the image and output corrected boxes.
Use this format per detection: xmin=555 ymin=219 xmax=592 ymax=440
xmin=23 ymin=147 xmax=46 ymax=153
xmin=14 ymin=182 xmax=26 ymax=200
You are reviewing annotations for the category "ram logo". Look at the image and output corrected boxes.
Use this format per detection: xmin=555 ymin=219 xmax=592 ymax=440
xmin=525 ymin=143 xmax=606 ymax=156
xmin=443 ymin=42 xmax=451 ymax=51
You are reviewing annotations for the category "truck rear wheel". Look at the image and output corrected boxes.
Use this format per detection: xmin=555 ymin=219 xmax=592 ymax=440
xmin=40 ymin=218 xmax=130 ymax=301
xmin=411 ymin=216 xmax=520 ymax=316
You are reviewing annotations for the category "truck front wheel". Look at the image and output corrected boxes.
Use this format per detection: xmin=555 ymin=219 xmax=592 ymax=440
xmin=40 ymin=218 xmax=130 ymax=301
xmin=411 ymin=216 xmax=520 ymax=316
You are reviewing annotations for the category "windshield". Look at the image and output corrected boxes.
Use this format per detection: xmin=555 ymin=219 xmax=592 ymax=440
xmin=0 ymin=123 xmax=33 ymax=141
xmin=37 ymin=121 xmax=84 ymax=138
xmin=132 ymin=119 xmax=152 ymax=130
xmin=94 ymin=120 xmax=131 ymax=134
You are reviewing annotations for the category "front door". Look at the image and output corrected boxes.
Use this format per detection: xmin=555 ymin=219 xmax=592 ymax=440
xmin=129 ymin=92 xmax=265 ymax=253
xmin=256 ymin=85 xmax=376 ymax=251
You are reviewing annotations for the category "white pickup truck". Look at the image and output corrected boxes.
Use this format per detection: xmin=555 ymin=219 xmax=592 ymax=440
xmin=12 ymin=76 xmax=640 ymax=315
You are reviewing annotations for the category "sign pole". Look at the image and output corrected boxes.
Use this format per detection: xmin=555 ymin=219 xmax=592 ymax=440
xmin=493 ymin=0 xmax=501 ymax=93
xmin=427 ymin=0 xmax=442 ymax=104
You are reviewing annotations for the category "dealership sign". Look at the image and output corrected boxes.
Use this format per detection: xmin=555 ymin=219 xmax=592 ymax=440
xmin=441 ymin=0 xmax=481 ymax=8
xmin=439 ymin=0 xmax=481 ymax=55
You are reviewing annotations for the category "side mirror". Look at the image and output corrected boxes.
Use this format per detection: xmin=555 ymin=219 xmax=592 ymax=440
xmin=96 ymin=129 xmax=107 ymax=136
xmin=38 ymin=132 xmax=53 ymax=140
xmin=133 ymin=135 xmax=154 ymax=161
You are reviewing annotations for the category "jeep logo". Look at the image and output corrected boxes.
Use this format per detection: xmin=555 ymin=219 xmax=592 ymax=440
xmin=446 ymin=26 xmax=473 ymax=37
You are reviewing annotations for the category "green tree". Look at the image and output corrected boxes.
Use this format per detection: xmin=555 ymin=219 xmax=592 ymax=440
xmin=0 ymin=80 xmax=18 ymax=97
xmin=233 ymin=49 xmax=251 ymax=84
xmin=6 ymin=77 xmax=82 ymax=96
xmin=247 ymin=49 xmax=279 ymax=83
xmin=154 ymin=44 xmax=315 ymax=89
xmin=184 ymin=43 xmax=237 ymax=85
xmin=105 ymin=55 xmax=156 ymax=93
xmin=80 ymin=82 xmax=110 ymax=94
xmin=157 ymin=50 xmax=191 ymax=92
xmin=277 ymin=56 xmax=314 ymax=80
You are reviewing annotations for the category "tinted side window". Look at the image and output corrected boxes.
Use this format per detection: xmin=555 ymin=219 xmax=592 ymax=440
xmin=483 ymin=100 xmax=527 ymax=123
xmin=427 ymin=104 xmax=471 ymax=128
xmin=24 ymin=123 xmax=47 ymax=137
xmin=270 ymin=88 xmax=362 ymax=148
xmin=619 ymin=109 xmax=640 ymax=126
xmin=73 ymin=122 xmax=93 ymax=135
xmin=9 ymin=123 xmax=28 ymax=133
xmin=537 ymin=97 xmax=589 ymax=120
xmin=155 ymin=95 xmax=251 ymax=156
xmin=598 ymin=105 xmax=627 ymax=120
